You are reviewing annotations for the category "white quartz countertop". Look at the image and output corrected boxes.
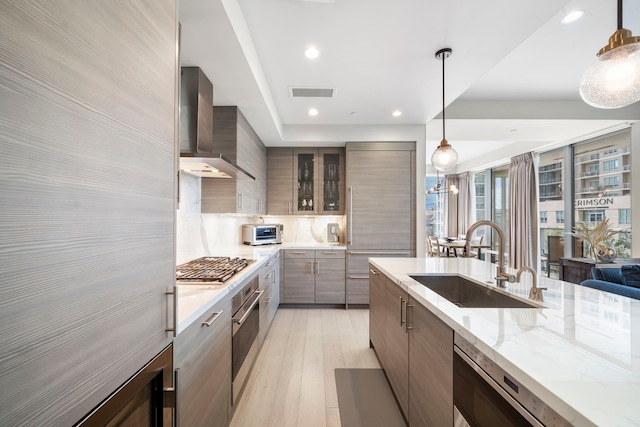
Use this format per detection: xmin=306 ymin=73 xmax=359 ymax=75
xmin=369 ymin=257 xmax=640 ymax=427
xmin=175 ymin=243 xmax=346 ymax=333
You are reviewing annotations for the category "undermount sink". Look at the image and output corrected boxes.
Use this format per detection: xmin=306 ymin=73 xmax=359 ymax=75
xmin=409 ymin=275 xmax=540 ymax=308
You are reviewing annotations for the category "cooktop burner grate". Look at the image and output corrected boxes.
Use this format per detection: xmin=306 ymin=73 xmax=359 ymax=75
xmin=176 ymin=256 xmax=253 ymax=283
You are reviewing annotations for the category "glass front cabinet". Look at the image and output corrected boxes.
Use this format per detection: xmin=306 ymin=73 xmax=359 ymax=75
xmin=292 ymin=148 xmax=345 ymax=215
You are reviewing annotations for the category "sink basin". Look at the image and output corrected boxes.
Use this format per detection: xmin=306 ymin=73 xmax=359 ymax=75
xmin=409 ymin=275 xmax=539 ymax=308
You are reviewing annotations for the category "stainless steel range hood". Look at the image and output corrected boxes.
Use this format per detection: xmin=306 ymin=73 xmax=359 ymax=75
xmin=179 ymin=67 xmax=254 ymax=180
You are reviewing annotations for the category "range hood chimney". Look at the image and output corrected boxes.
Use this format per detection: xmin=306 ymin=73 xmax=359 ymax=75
xmin=179 ymin=67 xmax=254 ymax=180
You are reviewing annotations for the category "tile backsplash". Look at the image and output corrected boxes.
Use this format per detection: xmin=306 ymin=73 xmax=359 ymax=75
xmin=176 ymin=172 xmax=345 ymax=264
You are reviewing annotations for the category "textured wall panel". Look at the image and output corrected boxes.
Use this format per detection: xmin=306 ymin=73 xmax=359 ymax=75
xmin=0 ymin=1 xmax=177 ymax=425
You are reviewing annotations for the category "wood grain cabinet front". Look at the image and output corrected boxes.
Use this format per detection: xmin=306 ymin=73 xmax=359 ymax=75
xmin=259 ymin=253 xmax=280 ymax=345
xmin=283 ymin=249 xmax=346 ymax=304
xmin=202 ymin=106 xmax=267 ymax=214
xmin=267 ymin=147 xmax=345 ymax=215
xmin=368 ymin=265 xmax=454 ymax=426
xmin=174 ymin=296 xmax=232 ymax=427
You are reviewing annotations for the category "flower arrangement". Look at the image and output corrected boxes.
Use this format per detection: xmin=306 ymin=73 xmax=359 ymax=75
xmin=571 ymin=218 xmax=618 ymax=261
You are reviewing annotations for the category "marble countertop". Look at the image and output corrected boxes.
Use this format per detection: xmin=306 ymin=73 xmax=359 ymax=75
xmin=175 ymin=242 xmax=346 ymax=333
xmin=369 ymin=257 xmax=640 ymax=427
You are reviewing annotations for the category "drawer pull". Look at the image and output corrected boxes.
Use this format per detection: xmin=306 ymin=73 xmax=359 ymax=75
xmin=202 ymin=310 xmax=223 ymax=327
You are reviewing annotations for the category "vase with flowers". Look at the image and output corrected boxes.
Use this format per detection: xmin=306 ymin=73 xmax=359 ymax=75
xmin=571 ymin=218 xmax=618 ymax=262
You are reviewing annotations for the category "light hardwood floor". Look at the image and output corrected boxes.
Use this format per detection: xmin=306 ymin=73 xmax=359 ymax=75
xmin=230 ymin=308 xmax=380 ymax=427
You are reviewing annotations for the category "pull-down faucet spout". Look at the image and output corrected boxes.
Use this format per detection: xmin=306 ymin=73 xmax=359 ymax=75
xmin=465 ymin=220 xmax=513 ymax=288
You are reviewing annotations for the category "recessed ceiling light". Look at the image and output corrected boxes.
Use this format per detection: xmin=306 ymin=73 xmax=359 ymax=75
xmin=304 ymin=47 xmax=320 ymax=59
xmin=561 ymin=10 xmax=584 ymax=24
xmin=308 ymin=108 xmax=319 ymax=116
xmin=392 ymin=110 xmax=402 ymax=117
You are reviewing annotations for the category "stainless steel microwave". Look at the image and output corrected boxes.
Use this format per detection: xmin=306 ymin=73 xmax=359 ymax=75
xmin=242 ymin=224 xmax=283 ymax=246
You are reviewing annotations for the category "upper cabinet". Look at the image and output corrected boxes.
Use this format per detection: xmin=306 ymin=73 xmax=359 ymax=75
xmin=267 ymin=147 xmax=345 ymax=215
xmin=202 ymin=106 xmax=267 ymax=214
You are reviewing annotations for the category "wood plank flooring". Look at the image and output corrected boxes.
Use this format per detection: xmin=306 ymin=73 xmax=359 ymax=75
xmin=230 ymin=308 xmax=380 ymax=427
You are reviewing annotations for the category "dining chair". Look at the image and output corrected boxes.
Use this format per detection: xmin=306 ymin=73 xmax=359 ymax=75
xmin=457 ymin=233 xmax=466 ymax=241
xmin=428 ymin=236 xmax=442 ymax=257
xmin=467 ymin=236 xmax=483 ymax=258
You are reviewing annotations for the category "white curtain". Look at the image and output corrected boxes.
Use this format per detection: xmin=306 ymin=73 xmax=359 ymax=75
xmin=508 ymin=152 xmax=538 ymax=269
xmin=445 ymin=174 xmax=459 ymax=237
xmin=445 ymin=172 xmax=472 ymax=237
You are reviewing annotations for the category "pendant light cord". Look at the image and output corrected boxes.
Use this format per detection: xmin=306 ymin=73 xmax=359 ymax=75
xmin=618 ymin=0 xmax=623 ymax=29
xmin=442 ymin=50 xmax=446 ymax=140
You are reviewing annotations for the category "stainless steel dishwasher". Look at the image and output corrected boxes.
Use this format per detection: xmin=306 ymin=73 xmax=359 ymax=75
xmin=453 ymin=334 xmax=571 ymax=427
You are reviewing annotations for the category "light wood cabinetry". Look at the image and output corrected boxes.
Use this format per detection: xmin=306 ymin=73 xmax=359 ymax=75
xmin=384 ymin=275 xmax=409 ymax=417
xmin=283 ymin=249 xmax=346 ymax=304
xmin=0 ymin=3 xmax=177 ymax=424
xmin=267 ymin=148 xmax=294 ymax=214
xmin=202 ymin=106 xmax=267 ymax=214
xmin=346 ymin=142 xmax=415 ymax=306
xmin=369 ymin=264 xmax=453 ymax=426
xmin=408 ymin=297 xmax=453 ymax=426
xmin=267 ymin=147 xmax=345 ymax=215
xmin=174 ymin=295 xmax=232 ymax=427
xmin=259 ymin=252 xmax=280 ymax=345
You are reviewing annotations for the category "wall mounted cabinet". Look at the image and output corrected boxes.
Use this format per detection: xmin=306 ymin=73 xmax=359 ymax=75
xmin=202 ymin=106 xmax=267 ymax=214
xmin=267 ymin=147 xmax=345 ymax=215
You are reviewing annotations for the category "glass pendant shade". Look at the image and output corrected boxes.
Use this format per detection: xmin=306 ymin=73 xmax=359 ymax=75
xmin=431 ymin=140 xmax=458 ymax=172
xmin=580 ymin=42 xmax=640 ymax=108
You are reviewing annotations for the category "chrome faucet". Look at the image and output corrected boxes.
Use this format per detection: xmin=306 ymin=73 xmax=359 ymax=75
xmin=516 ymin=266 xmax=547 ymax=302
xmin=465 ymin=220 xmax=514 ymax=288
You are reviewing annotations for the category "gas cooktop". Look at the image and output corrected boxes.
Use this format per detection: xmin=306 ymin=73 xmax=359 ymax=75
xmin=176 ymin=256 xmax=254 ymax=283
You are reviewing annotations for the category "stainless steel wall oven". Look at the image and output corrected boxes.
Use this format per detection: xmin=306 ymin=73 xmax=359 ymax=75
xmin=231 ymin=276 xmax=262 ymax=404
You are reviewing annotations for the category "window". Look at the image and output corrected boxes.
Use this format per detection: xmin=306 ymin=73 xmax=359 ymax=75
xmin=582 ymin=210 xmax=605 ymax=223
xmin=540 ymin=211 xmax=548 ymax=223
xmin=474 ymin=172 xmax=486 ymax=222
xmin=620 ymin=209 xmax=631 ymax=225
xmin=556 ymin=211 xmax=564 ymax=224
xmin=492 ymin=165 xmax=509 ymax=253
xmin=603 ymin=176 xmax=618 ymax=187
xmin=574 ymin=131 xmax=631 ymax=259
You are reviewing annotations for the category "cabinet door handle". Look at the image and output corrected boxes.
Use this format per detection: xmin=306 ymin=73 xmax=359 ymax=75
xmin=265 ymin=273 xmax=271 ymax=279
xmin=165 ymin=289 xmax=176 ymax=336
xmin=238 ymin=193 xmax=243 ymax=210
xmin=370 ymin=269 xmax=378 ymax=275
xmin=266 ymin=297 xmax=273 ymax=304
xmin=316 ymin=261 xmax=320 ymax=275
xmin=399 ymin=297 xmax=405 ymax=326
xmin=348 ymin=186 xmax=353 ymax=245
xmin=405 ymin=303 xmax=412 ymax=332
xmin=202 ymin=310 xmax=223 ymax=327
xmin=266 ymin=261 xmax=273 ymax=266
xmin=310 ymin=261 xmax=315 ymax=275
xmin=288 ymin=201 xmax=292 ymax=214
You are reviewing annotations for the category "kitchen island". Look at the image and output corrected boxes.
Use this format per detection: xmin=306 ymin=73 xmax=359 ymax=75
xmin=370 ymin=256 xmax=640 ymax=426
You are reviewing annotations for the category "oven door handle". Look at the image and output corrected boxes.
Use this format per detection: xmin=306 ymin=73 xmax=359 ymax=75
xmin=232 ymin=289 xmax=264 ymax=326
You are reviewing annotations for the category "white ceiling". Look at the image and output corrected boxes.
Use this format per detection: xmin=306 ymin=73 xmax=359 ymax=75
xmin=178 ymin=0 xmax=640 ymax=172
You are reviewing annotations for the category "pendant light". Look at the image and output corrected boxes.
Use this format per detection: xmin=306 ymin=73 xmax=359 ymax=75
xmin=579 ymin=0 xmax=640 ymax=109
xmin=431 ymin=48 xmax=458 ymax=171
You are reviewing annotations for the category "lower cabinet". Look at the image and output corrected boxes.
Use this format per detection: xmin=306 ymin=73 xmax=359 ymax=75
xmin=174 ymin=294 xmax=232 ymax=427
xmin=283 ymin=249 xmax=345 ymax=304
xmin=408 ymin=296 xmax=453 ymax=426
xmin=259 ymin=252 xmax=280 ymax=345
xmin=384 ymin=276 xmax=409 ymax=417
xmin=369 ymin=263 xmax=453 ymax=426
